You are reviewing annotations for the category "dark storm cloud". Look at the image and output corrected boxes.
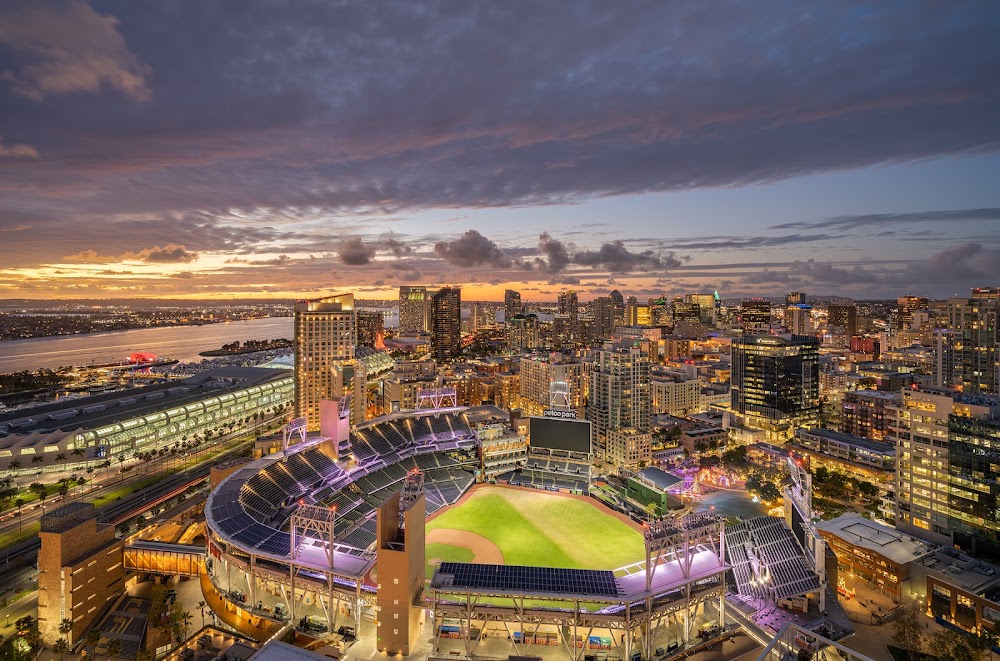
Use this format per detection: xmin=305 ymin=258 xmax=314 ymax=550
xmin=536 ymin=232 xmax=571 ymax=273
xmin=664 ymin=234 xmax=833 ymax=250
xmin=0 ymin=0 xmax=998 ymax=249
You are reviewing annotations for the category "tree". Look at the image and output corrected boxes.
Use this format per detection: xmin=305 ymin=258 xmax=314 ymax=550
xmin=84 ymin=628 xmax=101 ymax=659
xmin=58 ymin=479 xmax=71 ymax=499
xmin=13 ymin=497 xmax=24 ymax=532
xmin=136 ymin=650 xmax=152 ymax=661
xmin=930 ymin=628 xmax=986 ymax=661
xmin=31 ymin=455 xmax=45 ymax=467
xmin=7 ymin=460 xmax=20 ymax=474
xmin=59 ymin=618 xmax=73 ymax=645
xmin=891 ymin=603 xmax=925 ymax=661
xmin=53 ymin=638 xmax=69 ymax=661
xmin=107 ymin=637 xmax=123 ymax=661
xmin=197 ymin=600 xmax=208 ymax=628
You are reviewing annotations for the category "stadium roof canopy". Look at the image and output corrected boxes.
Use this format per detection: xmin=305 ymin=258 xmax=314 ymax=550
xmin=432 ymin=562 xmax=622 ymax=598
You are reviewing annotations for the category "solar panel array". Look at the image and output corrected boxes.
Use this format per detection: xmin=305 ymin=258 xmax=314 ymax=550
xmin=436 ymin=562 xmax=622 ymax=597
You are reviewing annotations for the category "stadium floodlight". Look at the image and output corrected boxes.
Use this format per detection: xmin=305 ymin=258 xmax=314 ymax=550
xmin=282 ymin=416 xmax=308 ymax=451
xmin=290 ymin=503 xmax=337 ymax=570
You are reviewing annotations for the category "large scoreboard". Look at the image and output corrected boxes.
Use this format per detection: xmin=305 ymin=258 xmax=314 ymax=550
xmin=528 ymin=416 xmax=592 ymax=454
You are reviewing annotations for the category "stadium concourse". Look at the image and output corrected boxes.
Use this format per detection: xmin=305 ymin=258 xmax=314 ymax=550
xmin=201 ymin=405 xmax=748 ymax=660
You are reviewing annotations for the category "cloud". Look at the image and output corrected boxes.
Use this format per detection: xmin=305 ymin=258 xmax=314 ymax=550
xmin=337 ymin=238 xmax=377 ymax=265
xmin=0 ymin=136 xmax=39 ymax=159
xmin=573 ymin=240 xmax=681 ymax=273
xmin=63 ymin=243 xmax=197 ymax=264
xmin=925 ymin=242 xmax=1000 ymax=282
xmin=124 ymin=243 xmax=197 ymax=263
xmin=772 ymin=208 xmax=1000 ymax=231
xmin=536 ymin=232 xmax=571 ymax=273
xmin=434 ymin=230 xmax=509 ymax=268
xmin=0 ymin=0 xmax=151 ymax=101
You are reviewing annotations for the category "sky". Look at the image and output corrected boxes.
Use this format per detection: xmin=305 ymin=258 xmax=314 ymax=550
xmin=1 ymin=1 xmax=999 ymax=302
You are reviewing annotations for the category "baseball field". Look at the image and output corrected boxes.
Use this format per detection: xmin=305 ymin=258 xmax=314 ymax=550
xmin=425 ymin=485 xmax=644 ymax=578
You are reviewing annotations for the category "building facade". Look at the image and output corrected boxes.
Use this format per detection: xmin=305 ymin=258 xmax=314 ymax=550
xmin=398 ymin=286 xmax=429 ymax=333
xmin=294 ymin=293 xmax=356 ymax=430
xmin=430 ymin=286 xmax=461 ymax=362
xmin=588 ymin=344 xmax=651 ymax=462
xmin=730 ymin=335 xmax=821 ymax=438
xmin=504 ymin=289 xmax=522 ymax=322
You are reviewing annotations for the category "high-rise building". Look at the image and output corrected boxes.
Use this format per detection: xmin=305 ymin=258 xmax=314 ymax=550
xmin=507 ymin=313 xmax=541 ymax=352
xmin=398 ymin=285 xmax=429 ymax=333
xmin=783 ymin=303 xmax=813 ymax=335
xmin=841 ymin=389 xmax=900 ymax=441
xmin=519 ymin=354 xmax=585 ymax=417
xmin=786 ymin=291 xmax=806 ymax=305
xmin=430 ymin=286 xmax=461 ymax=362
xmin=892 ymin=386 xmax=999 ymax=547
xmin=949 ymin=414 xmax=1000 ymax=555
xmin=588 ymin=344 xmax=651 ymax=464
xmin=558 ymin=290 xmax=579 ymax=318
xmin=504 ymin=289 xmax=522 ymax=322
xmin=294 ymin=293 xmax=356 ymax=430
xmin=625 ymin=297 xmax=652 ymax=326
xmin=730 ymin=335 xmax=820 ymax=438
xmin=356 ymin=310 xmax=385 ymax=348
xmin=895 ymin=295 xmax=929 ymax=332
xmin=609 ymin=289 xmax=625 ymax=325
xmin=827 ymin=304 xmax=858 ymax=336
xmin=740 ymin=298 xmax=772 ymax=334
xmin=592 ymin=296 xmax=615 ymax=339
xmin=935 ymin=289 xmax=1000 ymax=396
xmin=672 ymin=298 xmax=701 ymax=322
xmin=469 ymin=302 xmax=489 ymax=333
xmin=684 ymin=293 xmax=718 ymax=326
xmin=649 ymin=296 xmax=671 ymax=325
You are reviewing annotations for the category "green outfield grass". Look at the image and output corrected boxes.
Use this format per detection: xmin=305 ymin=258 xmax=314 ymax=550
xmin=426 ymin=486 xmax=644 ymax=570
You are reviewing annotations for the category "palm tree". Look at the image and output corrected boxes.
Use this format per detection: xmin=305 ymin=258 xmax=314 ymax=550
xmin=71 ymin=447 xmax=86 ymax=468
xmin=55 ymin=453 xmax=67 ymax=466
xmin=59 ymin=618 xmax=73 ymax=646
xmin=31 ymin=455 xmax=45 ymax=469
xmin=84 ymin=628 xmax=100 ymax=659
xmin=197 ymin=600 xmax=208 ymax=628
xmin=14 ymin=497 xmax=24 ymax=531
xmin=7 ymin=460 xmax=20 ymax=474
xmin=53 ymin=638 xmax=69 ymax=661
xmin=107 ymin=637 xmax=122 ymax=661
xmin=57 ymin=480 xmax=70 ymax=500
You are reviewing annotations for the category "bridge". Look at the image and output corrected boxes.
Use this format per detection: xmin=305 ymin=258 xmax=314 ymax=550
xmin=124 ymin=540 xmax=205 ymax=577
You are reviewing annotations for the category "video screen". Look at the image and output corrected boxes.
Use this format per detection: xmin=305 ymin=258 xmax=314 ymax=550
xmin=529 ymin=417 xmax=592 ymax=453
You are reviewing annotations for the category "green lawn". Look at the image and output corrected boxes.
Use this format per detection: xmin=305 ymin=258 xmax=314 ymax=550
xmin=425 ymin=542 xmax=475 ymax=579
xmin=426 ymin=486 xmax=644 ymax=570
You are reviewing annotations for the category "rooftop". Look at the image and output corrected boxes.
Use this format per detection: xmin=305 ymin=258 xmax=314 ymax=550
xmin=816 ymin=513 xmax=934 ymax=565
xmin=0 ymin=366 xmax=290 ymax=437
xmin=636 ymin=466 xmax=682 ymax=491
xmin=796 ymin=427 xmax=894 ymax=453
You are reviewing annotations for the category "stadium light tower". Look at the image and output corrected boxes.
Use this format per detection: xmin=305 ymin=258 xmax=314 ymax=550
xmin=282 ymin=416 xmax=308 ymax=452
xmin=550 ymin=380 xmax=572 ymax=411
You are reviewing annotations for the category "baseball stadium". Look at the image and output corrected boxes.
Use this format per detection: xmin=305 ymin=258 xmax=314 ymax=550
xmin=204 ymin=403 xmax=750 ymax=660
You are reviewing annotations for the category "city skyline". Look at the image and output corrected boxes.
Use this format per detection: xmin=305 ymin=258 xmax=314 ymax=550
xmin=1 ymin=1 xmax=999 ymax=301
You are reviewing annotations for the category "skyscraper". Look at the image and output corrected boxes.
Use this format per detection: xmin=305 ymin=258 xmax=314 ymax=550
xmin=294 ymin=292 xmax=356 ymax=430
xmin=398 ymin=285 xmax=428 ymax=333
xmin=507 ymin=314 xmax=541 ymax=352
xmin=588 ymin=343 xmax=651 ymax=464
xmin=786 ymin=291 xmax=807 ymax=305
xmin=936 ymin=288 xmax=1000 ymax=396
xmin=827 ymin=304 xmax=858 ymax=336
xmin=740 ymin=298 xmax=772 ymax=334
xmin=783 ymin=303 xmax=812 ymax=335
xmin=356 ymin=310 xmax=385 ymax=348
xmin=730 ymin=334 xmax=820 ymax=438
xmin=592 ymin=296 xmax=615 ymax=339
xmin=430 ymin=286 xmax=461 ymax=362
xmin=895 ymin=295 xmax=929 ymax=332
xmin=504 ymin=289 xmax=522 ymax=322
